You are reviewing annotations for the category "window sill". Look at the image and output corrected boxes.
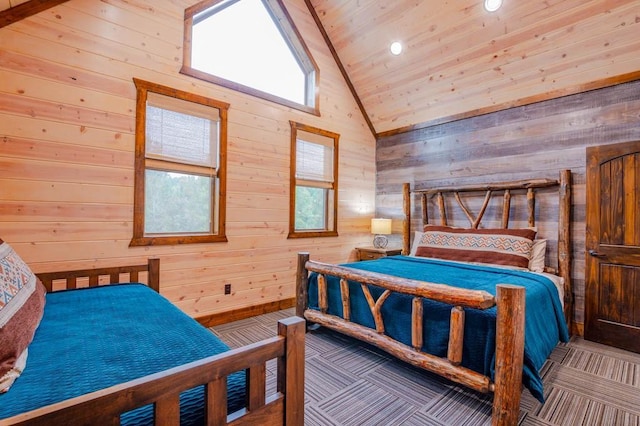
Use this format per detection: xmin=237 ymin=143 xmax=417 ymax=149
xmin=129 ymin=234 xmax=228 ymax=246
xmin=287 ymin=231 xmax=338 ymax=239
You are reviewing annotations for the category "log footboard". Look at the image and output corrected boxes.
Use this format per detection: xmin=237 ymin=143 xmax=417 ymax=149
xmin=296 ymin=252 xmax=525 ymax=426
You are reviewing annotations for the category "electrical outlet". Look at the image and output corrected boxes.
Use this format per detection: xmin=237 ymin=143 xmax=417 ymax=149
xmin=224 ymin=283 xmax=231 ymax=295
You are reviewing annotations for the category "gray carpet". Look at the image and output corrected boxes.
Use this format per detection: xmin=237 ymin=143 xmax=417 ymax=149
xmin=210 ymin=309 xmax=640 ymax=425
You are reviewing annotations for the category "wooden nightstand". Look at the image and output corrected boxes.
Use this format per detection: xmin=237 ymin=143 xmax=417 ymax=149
xmin=356 ymin=246 xmax=402 ymax=261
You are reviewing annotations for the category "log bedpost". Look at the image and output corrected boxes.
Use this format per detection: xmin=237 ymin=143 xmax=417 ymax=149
xmin=402 ymin=183 xmax=411 ymax=255
xmin=558 ymin=169 xmax=572 ymax=333
xmin=492 ymin=284 xmax=525 ymax=426
xmin=277 ymin=316 xmax=306 ymax=426
xmin=296 ymin=252 xmax=310 ymax=318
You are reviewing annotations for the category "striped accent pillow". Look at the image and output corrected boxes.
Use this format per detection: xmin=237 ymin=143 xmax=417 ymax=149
xmin=415 ymin=226 xmax=536 ymax=269
xmin=0 ymin=239 xmax=46 ymax=393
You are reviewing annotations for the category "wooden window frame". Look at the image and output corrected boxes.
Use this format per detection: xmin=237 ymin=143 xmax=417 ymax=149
xmin=180 ymin=0 xmax=320 ymax=116
xmin=288 ymin=121 xmax=339 ymax=239
xmin=130 ymin=78 xmax=229 ymax=246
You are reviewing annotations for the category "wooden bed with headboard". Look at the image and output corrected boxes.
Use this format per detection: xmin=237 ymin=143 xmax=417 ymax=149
xmin=296 ymin=170 xmax=572 ymax=426
xmin=1 ymin=258 xmax=305 ymax=426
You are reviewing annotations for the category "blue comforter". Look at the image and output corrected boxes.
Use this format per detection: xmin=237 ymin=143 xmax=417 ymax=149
xmin=0 ymin=284 xmax=245 ymax=424
xmin=308 ymin=256 xmax=568 ymax=402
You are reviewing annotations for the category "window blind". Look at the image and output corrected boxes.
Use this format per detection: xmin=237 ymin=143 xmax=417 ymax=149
xmin=145 ymin=92 xmax=219 ymax=168
xmin=295 ymin=130 xmax=334 ymax=183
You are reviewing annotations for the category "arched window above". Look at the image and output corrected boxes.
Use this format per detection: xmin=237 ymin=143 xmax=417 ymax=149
xmin=182 ymin=0 xmax=319 ymax=115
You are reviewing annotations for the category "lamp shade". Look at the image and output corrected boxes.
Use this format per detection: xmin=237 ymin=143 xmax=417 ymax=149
xmin=371 ymin=218 xmax=392 ymax=235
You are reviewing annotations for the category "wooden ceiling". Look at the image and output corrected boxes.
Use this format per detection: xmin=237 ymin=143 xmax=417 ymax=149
xmin=3 ymin=0 xmax=640 ymax=136
xmin=308 ymin=0 xmax=640 ymax=135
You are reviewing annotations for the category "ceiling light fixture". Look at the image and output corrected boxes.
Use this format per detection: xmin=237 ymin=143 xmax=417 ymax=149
xmin=484 ymin=0 xmax=502 ymax=12
xmin=390 ymin=41 xmax=403 ymax=56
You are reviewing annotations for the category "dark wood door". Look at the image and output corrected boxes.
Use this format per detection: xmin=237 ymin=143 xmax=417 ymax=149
xmin=585 ymin=141 xmax=640 ymax=353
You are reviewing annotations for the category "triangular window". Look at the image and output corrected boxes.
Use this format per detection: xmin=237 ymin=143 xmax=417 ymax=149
xmin=182 ymin=0 xmax=319 ymax=114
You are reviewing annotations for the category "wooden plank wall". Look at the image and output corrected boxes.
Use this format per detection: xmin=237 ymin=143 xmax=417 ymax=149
xmin=376 ymin=79 xmax=640 ymax=332
xmin=0 ymin=0 xmax=376 ymax=319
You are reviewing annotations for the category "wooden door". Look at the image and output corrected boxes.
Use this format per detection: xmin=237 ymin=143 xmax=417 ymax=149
xmin=585 ymin=141 xmax=640 ymax=353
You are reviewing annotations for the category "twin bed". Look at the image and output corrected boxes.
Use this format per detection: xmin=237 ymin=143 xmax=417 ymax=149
xmin=0 ymin=256 xmax=304 ymax=425
xmin=296 ymin=170 xmax=572 ymax=426
xmin=2 ymin=171 xmax=572 ymax=426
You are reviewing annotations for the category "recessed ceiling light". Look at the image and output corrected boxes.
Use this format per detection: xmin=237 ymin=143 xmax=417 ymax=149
xmin=484 ymin=0 xmax=502 ymax=12
xmin=390 ymin=41 xmax=403 ymax=56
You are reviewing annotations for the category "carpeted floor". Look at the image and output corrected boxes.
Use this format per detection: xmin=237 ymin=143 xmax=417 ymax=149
xmin=210 ymin=308 xmax=640 ymax=425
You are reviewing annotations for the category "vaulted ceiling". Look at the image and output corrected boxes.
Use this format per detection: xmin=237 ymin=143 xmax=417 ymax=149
xmin=3 ymin=0 xmax=640 ymax=136
xmin=308 ymin=0 xmax=640 ymax=135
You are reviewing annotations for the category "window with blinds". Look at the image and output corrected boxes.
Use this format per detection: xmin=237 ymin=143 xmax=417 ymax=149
xmin=288 ymin=121 xmax=339 ymax=238
xmin=145 ymin=92 xmax=219 ymax=169
xmin=130 ymin=78 xmax=229 ymax=246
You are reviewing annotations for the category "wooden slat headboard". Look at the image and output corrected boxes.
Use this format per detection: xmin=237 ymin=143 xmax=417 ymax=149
xmin=36 ymin=258 xmax=160 ymax=293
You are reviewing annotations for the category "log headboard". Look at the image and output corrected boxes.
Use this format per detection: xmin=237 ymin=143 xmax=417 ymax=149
xmin=401 ymin=169 xmax=572 ymax=329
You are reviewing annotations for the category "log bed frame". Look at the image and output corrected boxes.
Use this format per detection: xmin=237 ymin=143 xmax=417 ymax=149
xmin=296 ymin=170 xmax=572 ymax=426
xmin=5 ymin=258 xmax=305 ymax=426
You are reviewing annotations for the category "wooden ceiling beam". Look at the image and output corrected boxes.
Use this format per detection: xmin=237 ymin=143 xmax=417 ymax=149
xmin=0 ymin=0 xmax=69 ymax=29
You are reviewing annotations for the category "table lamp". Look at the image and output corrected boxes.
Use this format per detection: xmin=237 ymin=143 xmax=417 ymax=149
xmin=371 ymin=218 xmax=392 ymax=248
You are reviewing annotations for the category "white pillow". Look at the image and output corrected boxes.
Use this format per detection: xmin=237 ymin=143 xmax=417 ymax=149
xmin=528 ymin=239 xmax=547 ymax=272
xmin=409 ymin=231 xmax=424 ymax=256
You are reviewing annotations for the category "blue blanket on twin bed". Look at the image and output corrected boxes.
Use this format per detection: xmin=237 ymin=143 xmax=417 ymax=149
xmin=0 ymin=284 xmax=245 ymax=424
xmin=308 ymin=256 xmax=569 ymax=402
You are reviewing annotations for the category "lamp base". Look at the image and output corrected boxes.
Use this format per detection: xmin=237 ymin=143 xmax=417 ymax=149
xmin=373 ymin=235 xmax=388 ymax=249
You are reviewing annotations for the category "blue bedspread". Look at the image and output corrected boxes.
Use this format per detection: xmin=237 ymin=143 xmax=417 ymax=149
xmin=308 ymin=256 xmax=569 ymax=402
xmin=0 ymin=284 xmax=245 ymax=424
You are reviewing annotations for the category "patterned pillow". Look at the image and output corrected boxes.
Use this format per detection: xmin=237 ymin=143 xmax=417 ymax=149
xmin=0 ymin=238 xmax=46 ymax=393
xmin=414 ymin=226 xmax=536 ymax=269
